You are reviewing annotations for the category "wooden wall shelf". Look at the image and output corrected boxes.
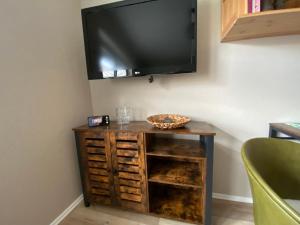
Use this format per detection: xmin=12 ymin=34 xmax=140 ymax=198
xmin=73 ymin=121 xmax=216 ymax=225
xmin=221 ymin=0 xmax=300 ymax=42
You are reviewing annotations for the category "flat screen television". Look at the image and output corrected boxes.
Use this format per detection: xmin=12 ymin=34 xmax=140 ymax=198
xmin=82 ymin=0 xmax=197 ymax=80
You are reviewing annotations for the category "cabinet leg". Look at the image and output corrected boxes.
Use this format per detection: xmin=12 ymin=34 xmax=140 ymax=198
xmin=84 ymin=199 xmax=90 ymax=207
xmin=269 ymin=127 xmax=278 ymax=138
xmin=202 ymin=135 xmax=214 ymax=225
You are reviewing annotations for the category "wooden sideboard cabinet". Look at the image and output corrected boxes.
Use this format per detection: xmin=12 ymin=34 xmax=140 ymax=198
xmin=73 ymin=121 xmax=216 ymax=225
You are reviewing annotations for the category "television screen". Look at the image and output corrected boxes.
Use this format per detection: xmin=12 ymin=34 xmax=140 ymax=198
xmin=82 ymin=0 xmax=197 ymax=80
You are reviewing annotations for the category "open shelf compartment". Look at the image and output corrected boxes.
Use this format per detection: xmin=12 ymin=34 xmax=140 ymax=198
xmin=149 ymin=183 xmax=203 ymax=224
xmin=148 ymin=157 xmax=204 ymax=188
xmin=145 ymin=134 xmax=205 ymax=160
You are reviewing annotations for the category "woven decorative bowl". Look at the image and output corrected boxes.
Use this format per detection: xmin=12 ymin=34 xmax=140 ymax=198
xmin=147 ymin=114 xmax=191 ymax=130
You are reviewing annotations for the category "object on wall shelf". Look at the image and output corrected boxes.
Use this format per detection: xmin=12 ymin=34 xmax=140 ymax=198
xmin=221 ymin=0 xmax=300 ymax=42
xmin=275 ymin=0 xmax=300 ymax=9
xmin=73 ymin=121 xmax=216 ymax=225
xmin=252 ymin=0 xmax=261 ymax=13
xmin=261 ymin=0 xmax=275 ymax=11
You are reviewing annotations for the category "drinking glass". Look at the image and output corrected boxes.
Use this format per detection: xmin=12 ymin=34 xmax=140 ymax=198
xmin=116 ymin=106 xmax=133 ymax=124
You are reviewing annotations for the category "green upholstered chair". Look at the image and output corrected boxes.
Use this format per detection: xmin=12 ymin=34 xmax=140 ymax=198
xmin=242 ymin=138 xmax=300 ymax=225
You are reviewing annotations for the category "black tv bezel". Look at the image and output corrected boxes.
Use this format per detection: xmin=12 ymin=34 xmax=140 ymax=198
xmin=81 ymin=0 xmax=197 ymax=80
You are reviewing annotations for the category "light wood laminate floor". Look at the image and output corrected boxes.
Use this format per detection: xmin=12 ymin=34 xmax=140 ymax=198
xmin=60 ymin=199 xmax=254 ymax=225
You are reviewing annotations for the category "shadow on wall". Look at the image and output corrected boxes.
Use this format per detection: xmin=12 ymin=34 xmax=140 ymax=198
xmin=227 ymin=33 xmax=300 ymax=47
xmin=213 ymin=127 xmax=252 ymax=197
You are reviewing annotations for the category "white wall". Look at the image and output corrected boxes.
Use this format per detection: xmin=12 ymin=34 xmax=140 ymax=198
xmin=0 ymin=0 xmax=92 ymax=225
xmin=82 ymin=0 xmax=300 ymax=198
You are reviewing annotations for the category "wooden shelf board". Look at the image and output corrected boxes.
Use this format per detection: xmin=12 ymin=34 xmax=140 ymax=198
xmin=147 ymin=138 xmax=205 ymax=160
xmin=148 ymin=159 xmax=202 ymax=188
xmin=222 ymin=7 xmax=300 ymax=42
xmin=148 ymin=179 xmax=201 ymax=189
xmin=245 ymin=8 xmax=300 ymax=17
xmin=150 ymin=185 xmax=203 ymax=224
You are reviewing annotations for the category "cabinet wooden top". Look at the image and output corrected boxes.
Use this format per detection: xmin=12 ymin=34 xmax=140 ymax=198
xmin=73 ymin=121 xmax=216 ymax=136
xmin=270 ymin=123 xmax=300 ymax=139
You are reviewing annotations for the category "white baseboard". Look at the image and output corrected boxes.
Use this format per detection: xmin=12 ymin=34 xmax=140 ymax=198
xmin=213 ymin=192 xmax=253 ymax=204
xmin=49 ymin=192 xmax=252 ymax=225
xmin=49 ymin=194 xmax=83 ymax=225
